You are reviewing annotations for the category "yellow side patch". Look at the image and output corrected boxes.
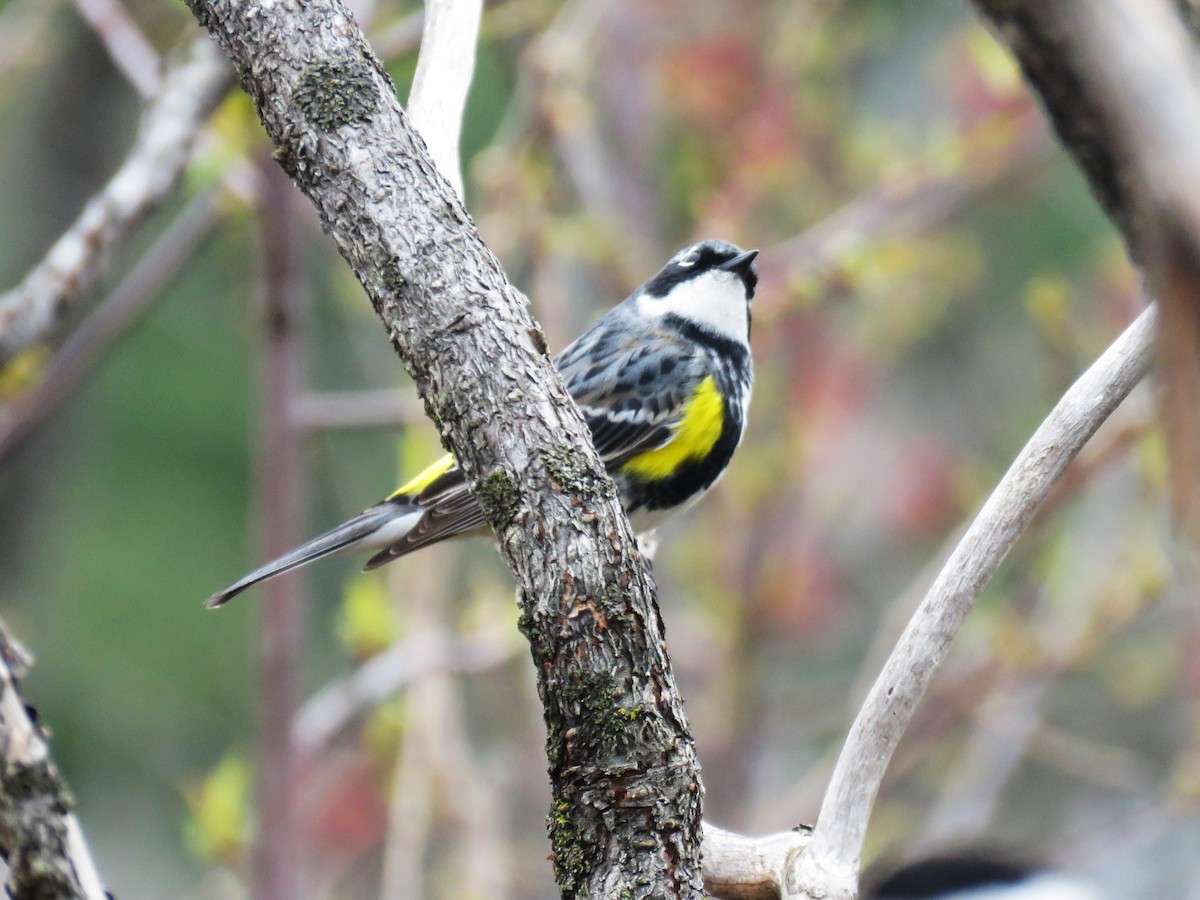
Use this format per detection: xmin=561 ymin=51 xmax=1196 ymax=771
xmin=622 ymin=375 xmax=723 ymax=481
xmin=390 ymin=453 xmax=455 ymax=499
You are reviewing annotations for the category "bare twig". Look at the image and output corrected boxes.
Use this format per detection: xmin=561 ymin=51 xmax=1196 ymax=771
xmin=782 ymin=307 xmax=1156 ymax=899
xmin=0 ymin=35 xmax=231 ymax=365
xmin=0 ymin=189 xmax=220 ymax=463
xmin=406 ymin=0 xmax=483 ymax=199
xmin=0 ymin=0 xmax=57 ymax=76
xmin=252 ymin=158 xmax=308 ymax=900
xmin=72 ymin=0 xmax=162 ymax=97
xmin=0 ymin=623 xmax=107 ymax=899
xmin=289 ymin=388 xmax=423 ymax=432
xmin=370 ymin=10 xmax=424 ymax=62
xmin=293 ymin=629 xmax=518 ymax=758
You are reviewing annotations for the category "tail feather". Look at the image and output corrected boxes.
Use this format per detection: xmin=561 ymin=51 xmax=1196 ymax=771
xmin=206 ymin=503 xmax=418 ymax=609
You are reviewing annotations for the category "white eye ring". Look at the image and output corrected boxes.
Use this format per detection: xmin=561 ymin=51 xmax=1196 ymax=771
xmin=677 ymin=249 xmax=701 ymax=268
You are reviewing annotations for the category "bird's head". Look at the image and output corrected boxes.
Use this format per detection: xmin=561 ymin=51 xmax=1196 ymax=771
xmin=637 ymin=240 xmax=759 ymax=344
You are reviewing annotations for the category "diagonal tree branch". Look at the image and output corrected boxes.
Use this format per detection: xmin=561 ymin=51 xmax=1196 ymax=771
xmin=784 ymin=306 xmax=1156 ymax=899
xmin=0 ymin=188 xmax=220 ymax=463
xmin=700 ymin=305 xmax=1156 ymax=900
xmin=72 ymin=0 xmax=162 ymax=97
xmin=183 ymin=1 xmax=705 ymax=896
xmin=0 ymin=35 xmax=231 ymax=366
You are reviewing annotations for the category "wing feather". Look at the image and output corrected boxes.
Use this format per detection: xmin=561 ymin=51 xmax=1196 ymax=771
xmin=373 ymin=314 xmax=705 ymax=561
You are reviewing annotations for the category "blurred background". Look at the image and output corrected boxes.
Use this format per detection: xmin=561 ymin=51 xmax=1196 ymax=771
xmin=0 ymin=0 xmax=1196 ymax=897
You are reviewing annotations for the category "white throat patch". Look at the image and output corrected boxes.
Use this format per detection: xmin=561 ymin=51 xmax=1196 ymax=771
xmin=637 ymin=270 xmax=749 ymax=344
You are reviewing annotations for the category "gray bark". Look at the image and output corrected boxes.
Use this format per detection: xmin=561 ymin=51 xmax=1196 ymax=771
xmin=0 ymin=623 xmax=107 ymax=899
xmin=182 ymin=2 xmax=704 ymax=896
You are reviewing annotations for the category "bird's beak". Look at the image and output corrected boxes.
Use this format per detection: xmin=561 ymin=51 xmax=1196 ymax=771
xmin=720 ymin=249 xmax=759 ymax=276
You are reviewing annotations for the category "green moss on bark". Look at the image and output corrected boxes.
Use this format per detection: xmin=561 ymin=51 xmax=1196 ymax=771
xmin=547 ymin=798 xmax=599 ymax=895
xmin=476 ymin=470 xmax=520 ymax=531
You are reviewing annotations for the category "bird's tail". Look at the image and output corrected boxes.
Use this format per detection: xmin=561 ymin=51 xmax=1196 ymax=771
xmin=206 ymin=501 xmax=422 ymax=609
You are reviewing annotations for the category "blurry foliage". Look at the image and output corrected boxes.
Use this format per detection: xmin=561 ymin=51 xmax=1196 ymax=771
xmin=337 ymin=574 xmax=400 ymax=661
xmin=0 ymin=0 xmax=1195 ymax=897
xmin=184 ymin=751 xmax=253 ymax=868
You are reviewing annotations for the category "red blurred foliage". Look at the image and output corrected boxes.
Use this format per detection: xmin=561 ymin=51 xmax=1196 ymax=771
xmin=883 ymin=437 xmax=963 ymax=536
xmin=659 ymin=37 xmax=761 ymax=127
xmin=299 ymin=752 xmax=390 ymax=862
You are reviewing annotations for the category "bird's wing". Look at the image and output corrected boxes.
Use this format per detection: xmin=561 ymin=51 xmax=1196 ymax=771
xmin=368 ymin=320 xmax=702 ymax=566
xmin=557 ymin=321 xmax=704 ymax=468
xmin=367 ymin=463 xmax=486 ymax=567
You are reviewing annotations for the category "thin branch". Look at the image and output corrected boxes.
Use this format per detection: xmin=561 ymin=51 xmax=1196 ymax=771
xmin=761 ymin=139 xmax=1048 ymax=306
xmin=406 ymin=0 xmax=483 ymax=199
xmin=72 ymin=0 xmax=162 ymax=97
xmin=702 ymin=824 xmax=811 ymax=900
xmin=252 ymin=158 xmax=308 ymax=900
xmin=0 ymin=35 xmax=231 ymax=366
xmin=292 ymin=629 xmax=518 ymax=759
xmin=290 ymin=389 xmax=423 ymax=432
xmin=784 ymin=306 xmax=1156 ymax=899
xmin=0 ymin=189 xmax=220 ymax=463
xmin=0 ymin=622 xmax=107 ymax=899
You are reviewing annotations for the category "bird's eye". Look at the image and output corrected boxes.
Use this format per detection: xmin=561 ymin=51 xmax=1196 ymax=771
xmin=677 ymin=248 xmax=702 ymax=268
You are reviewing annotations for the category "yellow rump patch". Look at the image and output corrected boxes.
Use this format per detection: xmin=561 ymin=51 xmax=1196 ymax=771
xmin=622 ymin=375 xmax=723 ymax=481
xmin=390 ymin=453 xmax=455 ymax=499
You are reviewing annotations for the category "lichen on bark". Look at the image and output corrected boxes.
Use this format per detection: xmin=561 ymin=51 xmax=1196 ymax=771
xmin=294 ymin=59 xmax=377 ymax=131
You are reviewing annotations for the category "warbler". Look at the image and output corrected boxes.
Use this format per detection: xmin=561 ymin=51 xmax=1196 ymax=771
xmin=207 ymin=240 xmax=758 ymax=608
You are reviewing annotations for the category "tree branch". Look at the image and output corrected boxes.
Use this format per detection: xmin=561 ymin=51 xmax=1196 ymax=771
xmin=0 ymin=622 xmax=107 ymax=899
xmin=72 ymin=0 xmax=162 ymax=97
xmin=406 ymin=0 xmax=481 ymax=199
xmin=785 ymin=306 xmax=1156 ymax=899
xmin=184 ymin=1 xmax=705 ymax=895
xmin=703 ymin=824 xmax=811 ymax=900
xmin=970 ymin=0 xmax=1200 ymax=565
xmin=251 ymin=156 xmax=308 ymax=900
xmin=0 ymin=35 xmax=231 ymax=366
xmin=0 ymin=188 xmax=220 ymax=464
xmin=698 ymin=305 xmax=1155 ymax=900
xmin=292 ymin=629 xmax=518 ymax=759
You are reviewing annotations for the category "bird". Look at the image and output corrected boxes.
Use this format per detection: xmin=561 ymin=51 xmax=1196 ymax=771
xmin=207 ymin=240 xmax=759 ymax=608
xmin=864 ymin=854 xmax=1101 ymax=900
